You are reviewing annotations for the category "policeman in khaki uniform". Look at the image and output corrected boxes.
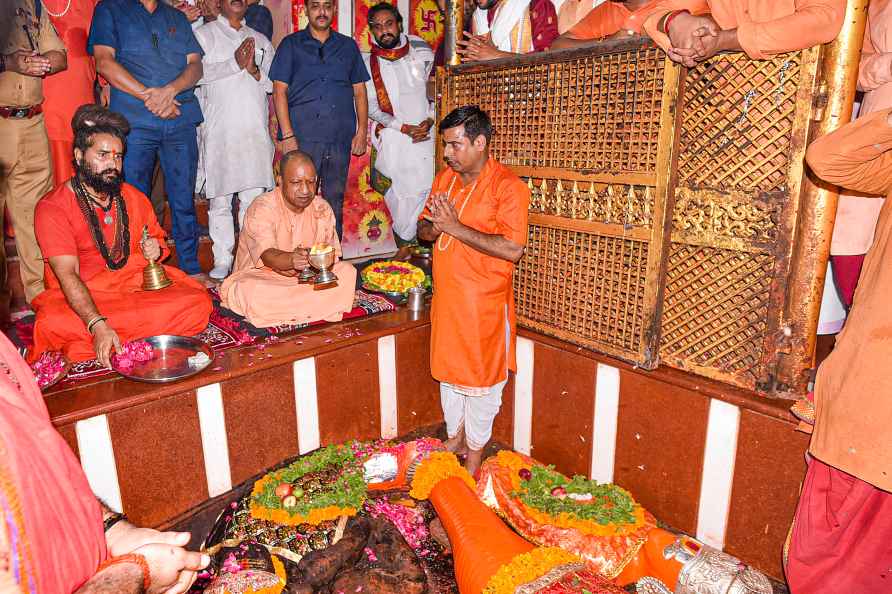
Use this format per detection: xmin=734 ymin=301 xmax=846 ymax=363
xmin=0 ymin=0 xmax=67 ymax=307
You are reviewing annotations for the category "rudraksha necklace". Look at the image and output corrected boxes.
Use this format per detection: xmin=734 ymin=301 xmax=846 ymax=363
xmin=72 ymin=174 xmax=130 ymax=270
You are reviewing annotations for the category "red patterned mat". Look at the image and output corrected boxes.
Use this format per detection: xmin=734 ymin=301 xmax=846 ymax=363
xmin=10 ymin=289 xmax=396 ymax=386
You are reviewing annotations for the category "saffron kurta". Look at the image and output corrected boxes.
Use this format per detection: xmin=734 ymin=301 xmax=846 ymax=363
xmin=31 ymin=183 xmax=213 ymax=362
xmin=804 ymin=108 xmax=892 ymax=492
xmin=557 ymin=0 xmax=602 ymax=34
xmin=785 ymin=108 xmax=892 ymax=593
xmin=565 ymin=0 xmax=656 ymax=40
xmin=426 ymin=158 xmax=530 ymax=388
xmin=832 ymin=0 xmax=892 ymax=257
xmin=0 ymin=332 xmax=107 ymax=592
xmin=43 ymin=0 xmax=99 ymax=187
xmin=220 ymin=189 xmax=357 ymax=328
xmin=642 ymin=0 xmax=846 ymax=60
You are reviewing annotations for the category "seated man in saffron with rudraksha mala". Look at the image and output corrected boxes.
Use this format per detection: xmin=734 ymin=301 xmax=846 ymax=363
xmin=29 ymin=105 xmax=212 ymax=368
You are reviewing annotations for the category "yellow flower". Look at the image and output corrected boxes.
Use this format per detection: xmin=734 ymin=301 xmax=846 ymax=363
xmin=483 ymin=547 xmax=580 ymax=594
xmin=409 ymin=451 xmax=476 ymax=500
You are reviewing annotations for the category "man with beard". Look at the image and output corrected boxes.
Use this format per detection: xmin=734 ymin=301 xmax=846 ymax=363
xmin=270 ymin=0 xmax=370 ymax=239
xmin=29 ymin=105 xmax=212 ymax=366
xmin=457 ymin=0 xmax=558 ymax=61
xmin=362 ymin=3 xmax=435 ymax=257
xmin=220 ymin=150 xmax=357 ymax=327
xmin=195 ymin=0 xmax=275 ymax=280
xmin=417 ymin=106 xmax=529 ymax=475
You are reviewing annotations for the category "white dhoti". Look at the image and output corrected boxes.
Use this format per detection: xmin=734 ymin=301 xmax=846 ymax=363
xmin=440 ymin=379 xmax=508 ymax=450
xmin=374 ymin=129 xmax=434 ymax=240
xmin=439 ymin=314 xmax=511 ymax=450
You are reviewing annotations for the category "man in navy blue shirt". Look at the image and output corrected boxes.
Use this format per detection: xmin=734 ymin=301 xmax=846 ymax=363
xmin=270 ymin=0 xmax=370 ymax=239
xmin=88 ymin=0 xmax=207 ymax=278
xmin=245 ymin=0 xmax=273 ymax=41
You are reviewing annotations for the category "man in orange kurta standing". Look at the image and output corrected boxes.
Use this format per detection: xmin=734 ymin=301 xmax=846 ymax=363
xmin=42 ymin=0 xmax=99 ymax=187
xmin=641 ymin=0 xmax=846 ymax=66
xmin=30 ymin=105 xmax=212 ymax=366
xmin=418 ymin=106 xmax=529 ymax=476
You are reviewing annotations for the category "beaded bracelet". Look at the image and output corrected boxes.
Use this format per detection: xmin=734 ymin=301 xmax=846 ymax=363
xmin=96 ymin=553 xmax=151 ymax=591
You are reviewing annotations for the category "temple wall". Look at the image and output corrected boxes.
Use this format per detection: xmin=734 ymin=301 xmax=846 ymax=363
xmin=48 ymin=310 xmax=804 ymax=581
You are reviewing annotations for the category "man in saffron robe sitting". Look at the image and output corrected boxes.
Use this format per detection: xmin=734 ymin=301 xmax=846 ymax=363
xmin=220 ymin=150 xmax=357 ymax=328
xmin=30 ymin=106 xmax=213 ymax=367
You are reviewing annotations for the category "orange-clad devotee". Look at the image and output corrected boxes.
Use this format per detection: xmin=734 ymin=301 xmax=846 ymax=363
xmin=0 ymin=329 xmax=210 ymax=591
xmin=219 ymin=151 xmax=357 ymax=328
xmin=30 ymin=106 xmax=212 ymax=366
xmin=42 ymin=0 xmax=99 ymax=187
xmin=784 ymin=108 xmax=892 ymax=593
xmin=551 ymin=0 xmax=658 ymax=51
xmin=417 ymin=106 xmax=529 ymax=476
xmin=642 ymin=0 xmax=846 ymax=65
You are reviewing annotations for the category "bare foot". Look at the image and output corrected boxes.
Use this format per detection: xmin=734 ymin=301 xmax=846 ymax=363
xmin=445 ymin=428 xmax=469 ymax=457
xmin=394 ymin=246 xmax=413 ymax=261
xmin=189 ymin=272 xmax=219 ymax=288
xmin=465 ymin=448 xmax=483 ymax=478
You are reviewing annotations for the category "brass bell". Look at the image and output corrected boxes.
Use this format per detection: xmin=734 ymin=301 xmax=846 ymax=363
xmin=142 ymin=260 xmax=172 ymax=291
xmin=140 ymin=225 xmax=172 ymax=291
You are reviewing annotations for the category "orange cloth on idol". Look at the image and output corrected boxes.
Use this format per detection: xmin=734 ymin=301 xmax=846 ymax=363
xmin=30 ymin=182 xmax=212 ymax=362
xmin=220 ymin=189 xmax=357 ymax=328
xmin=424 ymin=158 xmax=530 ymax=388
xmin=566 ymin=1 xmax=657 ymax=40
xmin=0 ymin=332 xmax=107 ymax=591
xmin=642 ymin=0 xmax=846 ymax=60
xmin=43 ymin=0 xmax=99 ymax=186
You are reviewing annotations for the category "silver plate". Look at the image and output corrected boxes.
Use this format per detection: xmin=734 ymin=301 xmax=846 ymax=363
xmin=112 ymin=335 xmax=214 ymax=383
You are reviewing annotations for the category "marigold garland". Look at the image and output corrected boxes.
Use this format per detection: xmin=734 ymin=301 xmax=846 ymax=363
xmin=361 ymin=260 xmax=428 ymax=293
xmin=482 ymin=547 xmax=580 ymax=594
xmin=495 ymin=450 xmax=649 ymax=537
xmin=409 ymin=451 xmax=475 ymax=500
xmin=249 ymin=444 xmax=365 ymax=526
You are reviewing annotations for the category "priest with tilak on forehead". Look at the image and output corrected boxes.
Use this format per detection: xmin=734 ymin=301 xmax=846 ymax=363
xmin=29 ymin=106 xmax=212 ymax=368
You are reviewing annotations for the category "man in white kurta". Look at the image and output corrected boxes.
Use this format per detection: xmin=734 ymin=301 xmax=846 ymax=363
xmin=362 ymin=4 xmax=435 ymax=251
xmin=195 ymin=0 xmax=275 ymax=280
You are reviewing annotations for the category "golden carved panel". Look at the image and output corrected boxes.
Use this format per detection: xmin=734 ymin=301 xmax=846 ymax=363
xmin=671 ymin=187 xmax=781 ymax=252
xmin=529 ymin=178 xmax=655 ymax=228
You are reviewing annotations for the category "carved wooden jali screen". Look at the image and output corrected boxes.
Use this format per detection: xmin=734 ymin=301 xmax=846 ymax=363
xmin=437 ymin=38 xmax=832 ymax=395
